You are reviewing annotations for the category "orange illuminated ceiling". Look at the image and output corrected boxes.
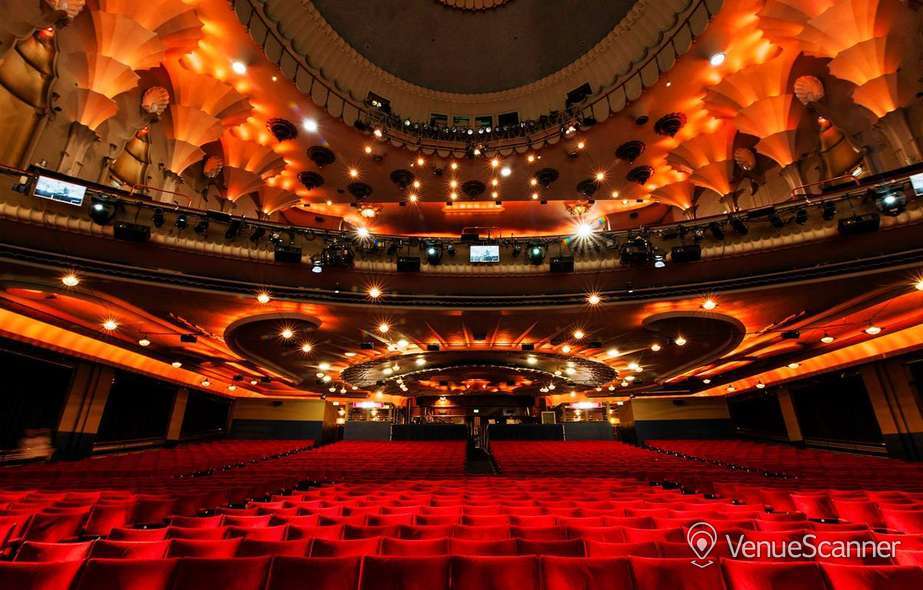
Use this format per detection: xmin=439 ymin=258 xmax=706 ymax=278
xmin=4 ymin=254 xmax=923 ymax=402
xmin=90 ymin=0 xmax=906 ymax=236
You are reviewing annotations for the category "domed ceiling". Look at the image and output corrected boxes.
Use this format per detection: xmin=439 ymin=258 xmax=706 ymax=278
xmin=311 ymin=0 xmax=639 ymax=93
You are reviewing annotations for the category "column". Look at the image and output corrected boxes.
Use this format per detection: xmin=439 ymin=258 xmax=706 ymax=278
xmin=776 ymin=387 xmax=804 ymax=444
xmin=861 ymin=361 xmax=923 ymax=460
xmin=165 ymin=388 xmax=189 ymax=444
xmin=55 ymin=363 xmax=115 ymax=459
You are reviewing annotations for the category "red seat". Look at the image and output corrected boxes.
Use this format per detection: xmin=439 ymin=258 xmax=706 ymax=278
xmin=584 ymin=540 xmax=660 ymax=557
xmin=367 ymin=514 xmax=413 ymax=527
xmin=541 ymin=556 xmax=634 ymax=590
xmin=236 ymin=539 xmax=312 ymax=557
xmin=310 ymin=537 xmax=381 ymax=557
xmin=448 ymin=538 xmax=518 ymax=556
xmin=451 ymin=556 xmax=540 ymax=590
xmin=629 ymin=556 xmax=726 ymax=590
xmin=166 ymin=526 xmax=227 ymax=540
xmin=821 ymin=563 xmax=923 ymax=590
xmin=89 ymin=540 xmax=170 ymax=559
xmin=568 ymin=526 xmax=628 ymax=542
xmin=722 ymin=559 xmax=828 ymax=590
xmin=169 ymin=515 xmax=223 ymax=529
xmin=74 ymin=559 xmax=177 ymax=590
xmin=510 ymin=515 xmax=557 ymax=527
xmin=623 ymin=527 xmax=684 ymax=543
xmin=222 ymin=515 xmax=273 ymax=528
xmin=359 ymin=556 xmax=451 ymax=590
xmin=414 ymin=515 xmax=460 ymax=526
xmin=226 ymin=525 xmax=288 ymax=541
xmin=380 ymin=537 xmax=449 ymax=556
xmin=451 ymin=525 xmax=510 ymax=540
xmin=511 ymin=526 xmax=568 ymax=541
xmin=0 ymin=561 xmax=83 ymax=590
xmin=517 ymin=538 xmax=584 ymax=556
xmin=895 ymin=550 xmax=923 ymax=567
xmin=343 ymin=524 xmax=399 ymax=539
xmin=108 ymin=527 xmax=168 ymax=542
xmin=172 ymin=557 xmax=270 ymax=590
xmin=462 ymin=514 xmax=510 ymax=526
xmin=399 ymin=525 xmax=455 ymax=539
xmin=790 ymin=494 xmax=837 ymax=521
xmin=266 ymin=557 xmax=361 ymax=590
xmin=167 ymin=538 xmax=242 ymax=558
xmin=881 ymin=509 xmax=923 ymax=533
xmin=14 ymin=541 xmax=94 ymax=562
xmin=22 ymin=512 xmax=87 ymax=542
xmin=287 ymin=524 xmax=343 ymax=540
xmin=831 ymin=500 xmax=887 ymax=529
xmin=84 ymin=504 xmax=133 ymax=537
xmin=132 ymin=498 xmax=175 ymax=526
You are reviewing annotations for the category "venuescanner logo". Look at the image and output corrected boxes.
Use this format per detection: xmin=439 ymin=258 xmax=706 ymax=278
xmin=686 ymin=522 xmax=719 ymax=568
xmin=686 ymin=521 xmax=901 ymax=568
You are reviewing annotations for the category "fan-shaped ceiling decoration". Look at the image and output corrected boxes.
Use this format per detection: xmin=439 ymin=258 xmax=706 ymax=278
xmin=757 ymin=0 xmax=834 ymax=44
xmin=219 ymin=128 xmax=287 ymax=202
xmin=89 ymin=0 xmax=204 ymax=54
xmin=667 ymin=122 xmax=738 ymax=197
xmin=652 ymin=181 xmax=695 ymax=211
xmin=257 ymin=184 xmax=300 ymax=215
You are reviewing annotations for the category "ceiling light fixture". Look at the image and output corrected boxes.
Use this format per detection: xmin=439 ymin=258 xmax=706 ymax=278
xmin=650 ymin=343 xmax=662 ymax=352
xmin=500 ymin=166 xmax=512 ymax=177
xmin=865 ymin=325 xmax=882 ymax=335
xmin=378 ymin=322 xmax=390 ymax=334
xmin=302 ymin=118 xmax=318 ymax=133
xmin=820 ymin=333 xmax=835 ymax=344
xmin=231 ymin=60 xmax=247 ymax=75
xmin=709 ymin=52 xmax=726 ymax=67
xmin=61 ymin=273 xmax=80 ymax=287
xmin=573 ymin=329 xmax=585 ymax=340
xmin=575 ymin=223 xmax=594 ymax=239
xmin=702 ymin=297 xmax=717 ymax=310
xmin=368 ymin=286 xmax=382 ymax=299
xmin=102 ymin=319 xmax=119 ymax=331
xmin=172 ymin=361 xmax=183 ymax=368
xmin=138 ymin=338 xmax=151 ymax=347
xmin=256 ymin=291 xmax=271 ymax=304
xmin=587 ymin=293 xmax=601 ymax=305
xmin=201 ymin=378 xmax=211 ymax=387
xmin=674 ymin=335 xmax=687 ymax=346
xmin=756 ymin=382 xmax=765 ymax=389
xmin=280 ymin=328 xmax=294 ymax=339
xmin=301 ymin=343 xmax=313 ymax=353
xmin=788 ymin=362 xmax=800 ymax=369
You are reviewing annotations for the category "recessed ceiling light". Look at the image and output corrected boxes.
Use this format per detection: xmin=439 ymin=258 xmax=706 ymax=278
xmin=607 ymin=348 xmax=620 ymax=358
xmin=318 ymin=362 xmax=331 ymax=371
xmin=726 ymin=384 xmax=736 ymax=392
xmin=702 ymin=378 xmax=711 ymax=384
xmin=378 ymin=322 xmax=390 ymax=333
xmin=301 ymin=343 xmax=313 ymax=353
xmin=587 ymin=293 xmax=601 ymax=305
xmin=788 ymin=362 xmax=800 ymax=369
xmin=756 ymin=382 xmax=765 ymax=389
xmin=595 ymin=171 xmax=606 ymax=182
xmin=702 ymin=298 xmax=718 ymax=310
xmin=201 ymin=378 xmax=211 ymax=387
xmin=915 ymin=278 xmax=923 ymax=291
xmin=416 ymin=157 xmax=425 ymax=167
xmin=231 ymin=60 xmax=247 ymax=75
xmin=573 ymin=329 xmax=585 ymax=340
xmin=674 ymin=335 xmax=687 ymax=346
xmin=250 ymin=379 xmax=259 ymax=385
xmin=368 ymin=286 xmax=382 ymax=299
xmin=227 ymin=384 xmax=237 ymax=392
xmin=561 ymin=345 xmax=572 ymax=354
xmin=138 ymin=338 xmax=151 ymax=347
xmin=865 ymin=325 xmax=882 ymax=335
xmin=650 ymin=343 xmax=662 ymax=352
xmin=356 ymin=227 xmax=370 ymax=239
xmin=302 ymin=118 xmax=318 ymax=133
xmin=349 ymin=168 xmax=359 ymax=178
xmin=490 ymin=158 xmax=500 ymax=168
xmin=709 ymin=52 xmax=726 ymax=67
xmin=171 ymin=361 xmax=183 ymax=369
xmin=280 ymin=328 xmax=294 ymax=339
xmin=820 ymin=333 xmax=835 ymax=344
xmin=102 ymin=319 xmax=118 ymax=331
xmin=256 ymin=291 xmax=271 ymax=304
xmin=500 ymin=166 xmax=512 ymax=177
xmin=61 ymin=273 xmax=80 ymax=287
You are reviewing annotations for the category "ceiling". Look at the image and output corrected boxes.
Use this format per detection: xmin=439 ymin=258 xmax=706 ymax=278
xmin=311 ymin=0 xmax=638 ymax=93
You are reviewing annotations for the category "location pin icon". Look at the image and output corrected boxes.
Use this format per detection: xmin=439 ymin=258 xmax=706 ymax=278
xmin=687 ymin=522 xmax=718 ymax=561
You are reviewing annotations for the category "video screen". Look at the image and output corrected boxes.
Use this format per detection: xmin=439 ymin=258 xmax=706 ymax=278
xmin=33 ymin=176 xmax=87 ymax=206
xmin=470 ymin=244 xmax=500 ymax=263
xmin=910 ymin=172 xmax=923 ymax=196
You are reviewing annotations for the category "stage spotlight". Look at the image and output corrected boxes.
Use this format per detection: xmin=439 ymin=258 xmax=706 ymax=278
xmin=311 ymin=257 xmax=323 ymax=273
xmin=619 ymin=236 xmax=651 ymax=265
xmin=527 ymin=243 xmax=546 ymax=265
xmin=386 ymin=241 xmax=399 ymax=256
xmin=822 ymin=201 xmax=837 ymax=220
xmin=651 ymin=249 xmax=667 ymax=269
xmin=512 ymin=243 xmax=522 ymax=257
xmin=729 ymin=216 xmax=749 ymax=236
xmin=768 ymin=211 xmax=785 ymax=228
xmin=193 ymin=217 xmax=209 ymax=236
xmin=425 ymin=242 xmax=443 ymax=265
xmin=874 ymin=188 xmax=906 ymax=216
xmin=708 ymin=222 xmax=724 ymax=240
xmin=152 ymin=208 xmax=165 ymax=228
xmin=89 ymin=197 xmax=117 ymax=225
xmin=794 ymin=207 xmax=808 ymax=225
xmin=175 ymin=213 xmax=188 ymax=230
xmin=575 ymin=222 xmax=595 ymax=239
xmin=446 ymin=244 xmax=456 ymax=257
xmin=225 ymin=219 xmax=242 ymax=240
xmin=249 ymin=227 xmax=265 ymax=242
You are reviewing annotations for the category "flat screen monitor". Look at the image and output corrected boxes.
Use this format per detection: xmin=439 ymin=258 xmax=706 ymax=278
xmin=470 ymin=244 xmax=500 ymax=263
xmin=910 ymin=172 xmax=923 ymax=196
xmin=33 ymin=175 xmax=87 ymax=206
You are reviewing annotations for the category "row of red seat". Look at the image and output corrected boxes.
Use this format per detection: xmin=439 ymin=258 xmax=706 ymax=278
xmin=2 ymin=554 xmax=922 ymax=590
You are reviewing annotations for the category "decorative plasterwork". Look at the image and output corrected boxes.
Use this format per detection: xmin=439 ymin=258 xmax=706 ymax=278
xmin=233 ymin=0 xmax=719 ymax=155
xmin=436 ymin=0 xmax=511 ymax=10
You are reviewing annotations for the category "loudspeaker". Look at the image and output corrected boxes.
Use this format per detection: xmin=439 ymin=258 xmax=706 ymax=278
xmin=397 ymin=256 xmax=421 ymax=272
xmin=838 ymin=213 xmax=880 ymax=236
xmin=274 ymin=245 xmax=302 ymax=263
xmin=113 ymin=222 xmax=150 ymax=243
xmin=671 ymin=244 xmax=702 ymax=263
xmin=550 ymin=256 xmax=574 ymax=273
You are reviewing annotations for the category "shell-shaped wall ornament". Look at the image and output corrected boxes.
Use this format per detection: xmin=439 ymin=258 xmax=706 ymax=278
xmin=793 ymin=75 xmax=825 ymax=105
xmin=141 ymin=86 xmax=170 ymax=117
xmin=203 ymin=155 xmax=224 ymax=179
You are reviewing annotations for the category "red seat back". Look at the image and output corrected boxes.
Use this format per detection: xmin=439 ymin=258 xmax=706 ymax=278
xmin=14 ymin=541 xmax=94 ymax=562
xmin=0 ymin=561 xmax=83 ymax=590
xmin=541 ymin=556 xmax=634 ymax=590
xmin=172 ymin=557 xmax=270 ymax=590
xmin=266 ymin=557 xmax=360 ymax=590
xmin=359 ymin=556 xmax=451 ymax=590
xmin=75 ymin=559 xmax=177 ymax=590
xmin=451 ymin=556 xmax=540 ymax=590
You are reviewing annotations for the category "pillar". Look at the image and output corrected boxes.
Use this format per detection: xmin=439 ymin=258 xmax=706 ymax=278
xmin=776 ymin=387 xmax=804 ymax=444
xmin=165 ymin=388 xmax=189 ymax=444
xmin=55 ymin=363 xmax=115 ymax=459
xmin=861 ymin=361 xmax=923 ymax=460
